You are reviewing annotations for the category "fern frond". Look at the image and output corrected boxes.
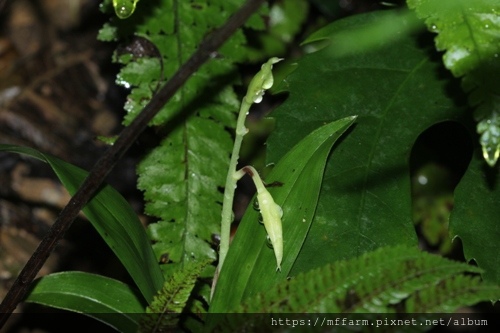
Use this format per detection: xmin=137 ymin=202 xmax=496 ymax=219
xmin=406 ymin=0 xmax=500 ymax=166
xmin=240 ymin=245 xmax=485 ymax=313
xmin=406 ymin=274 xmax=500 ymax=312
xmin=139 ymin=259 xmax=211 ymax=332
xmin=98 ymin=0 xmax=267 ymax=275
xmin=212 ymin=246 xmax=500 ymax=331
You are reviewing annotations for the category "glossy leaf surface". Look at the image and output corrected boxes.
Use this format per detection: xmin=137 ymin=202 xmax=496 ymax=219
xmin=450 ymin=153 xmax=500 ymax=283
xmin=407 ymin=0 xmax=500 ymax=166
xmin=25 ymin=271 xmax=144 ymax=333
xmin=99 ymin=0 xmax=267 ymax=277
xmin=267 ymin=11 xmax=462 ymax=273
xmin=0 ymin=144 xmax=164 ymax=302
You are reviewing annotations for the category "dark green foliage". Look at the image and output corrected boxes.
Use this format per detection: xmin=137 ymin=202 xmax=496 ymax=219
xmin=139 ymin=259 xmax=211 ymax=332
xmin=211 ymin=246 xmax=500 ymax=332
xmin=4 ymin=1 xmax=499 ymax=333
xmin=99 ymin=0 xmax=266 ymax=125
xmin=89 ymin=2 xmax=500 ymax=331
xmin=449 ymin=155 xmax=500 ymax=284
xmin=98 ymin=0 xmax=267 ymax=276
xmin=405 ymin=274 xmax=497 ymax=312
xmin=0 ymin=145 xmax=164 ymax=303
xmin=268 ymin=10 xmax=433 ymax=274
xmin=210 ymin=117 xmax=357 ymax=313
xmin=25 ymin=272 xmax=145 ymax=333
xmin=236 ymin=246 xmax=486 ymax=313
xmin=405 ymin=0 xmax=500 ymax=284
xmin=247 ymin=0 xmax=310 ymax=59
xmin=407 ymin=0 xmax=500 ymax=166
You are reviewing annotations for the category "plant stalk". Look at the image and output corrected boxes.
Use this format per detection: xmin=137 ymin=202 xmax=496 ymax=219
xmin=217 ymin=57 xmax=282 ymax=276
xmin=218 ymin=97 xmax=252 ymax=270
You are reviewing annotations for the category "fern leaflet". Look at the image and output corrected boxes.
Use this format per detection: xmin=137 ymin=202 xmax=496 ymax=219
xmin=98 ymin=0 xmax=267 ymax=277
xmin=139 ymin=259 xmax=211 ymax=332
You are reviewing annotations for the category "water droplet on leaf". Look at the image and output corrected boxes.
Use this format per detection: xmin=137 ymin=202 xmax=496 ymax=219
xmin=266 ymin=235 xmax=273 ymax=248
xmin=253 ymin=198 xmax=260 ymax=211
xmin=482 ymin=145 xmax=500 ymax=167
xmin=113 ymin=0 xmax=138 ymax=19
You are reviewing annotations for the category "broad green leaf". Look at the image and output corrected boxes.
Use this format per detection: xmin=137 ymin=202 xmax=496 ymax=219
xmin=25 ymin=272 xmax=143 ymax=333
xmin=0 ymin=145 xmax=164 ymax=302
xmin=449 ymin=152 xmax=500 ymax=284
xmin=407 ymin=0 xmax=500 ymax=166
xmin=302 ymin=9 xmax=422 ymax=58
xmin=209 ymin=116 xmax=356 ymax=314
xmin=267 ymin=11 xmax=464 ymax=273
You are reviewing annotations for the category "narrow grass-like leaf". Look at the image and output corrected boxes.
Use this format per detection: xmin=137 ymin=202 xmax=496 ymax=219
xmin=0 ymin=144 xmax=164 ymax=302
xmin=25 ymin=271 xmax=144 ymax=333
xmin=209 ymin=116 xmax=356 ymax=316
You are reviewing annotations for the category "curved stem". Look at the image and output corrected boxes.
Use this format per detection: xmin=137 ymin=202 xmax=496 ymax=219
xmin=218 ymin=99 xmax=252 ymax=270
xmin=234 ymin=165 xmax=264 ymax=192
xmin=217 ymin=57 xmax=282 ymax=276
